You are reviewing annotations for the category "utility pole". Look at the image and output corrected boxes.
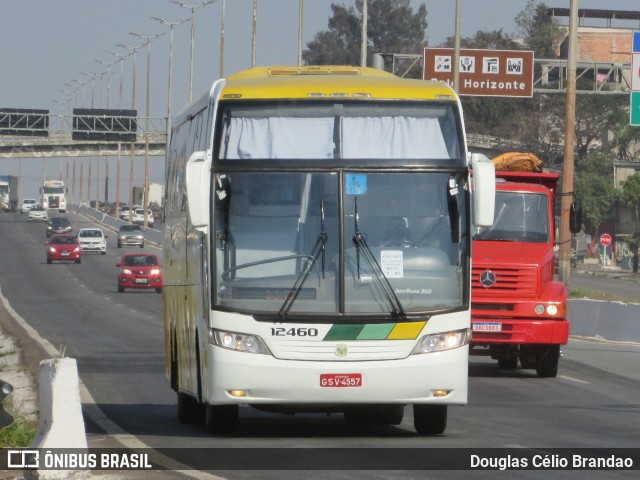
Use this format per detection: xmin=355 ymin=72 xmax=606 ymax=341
xmin=221 ymin=0 xmax=226 ymax=76
xmin=453 ymin=0 xmax=461 ymax=93
xmin=559 ymin=0 xmax=578 ymax=283
xmin=252 ymin=0 xmax=257 ymax=68
xmin=298 ymin=0 xmax=303 ymax=66
xmin=360 ymin=0 xmax=367 ymax=67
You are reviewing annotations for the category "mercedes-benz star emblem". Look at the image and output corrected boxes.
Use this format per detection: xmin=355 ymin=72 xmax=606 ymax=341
xmin=479 ymin=270 xmax=496 ymax=288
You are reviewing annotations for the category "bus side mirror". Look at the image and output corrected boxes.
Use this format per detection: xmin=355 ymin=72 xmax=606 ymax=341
xmin=185 ymin=150 xmax=211 ymax=230
xmin=570 ymin=201 xmax=582 ymax=234
xmin=470 ymin=153 xmax=496 ymax=228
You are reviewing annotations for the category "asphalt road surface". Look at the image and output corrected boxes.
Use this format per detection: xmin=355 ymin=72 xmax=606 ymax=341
xmin=1 ymin=211 xmax=639 ymax=479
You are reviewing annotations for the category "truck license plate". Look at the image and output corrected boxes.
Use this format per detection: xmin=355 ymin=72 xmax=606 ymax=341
xmin=473 ymin=322 xmax=502 ymax=332
xmin=320 ymin=373 xmax=362 ymax=387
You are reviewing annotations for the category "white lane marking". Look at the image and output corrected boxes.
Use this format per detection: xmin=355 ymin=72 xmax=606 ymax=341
xmin=559 ymin=375 xmax=590 ymax=384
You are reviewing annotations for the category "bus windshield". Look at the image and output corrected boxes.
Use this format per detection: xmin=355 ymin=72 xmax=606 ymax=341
xmin=217 ymin=101 xmax=463 ymax=162
xmin=213 ymin=170 xmax=467 ymax=317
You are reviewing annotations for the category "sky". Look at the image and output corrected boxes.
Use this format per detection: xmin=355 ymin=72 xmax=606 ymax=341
xmin=1 ymin=0 xmax=639 ymax=201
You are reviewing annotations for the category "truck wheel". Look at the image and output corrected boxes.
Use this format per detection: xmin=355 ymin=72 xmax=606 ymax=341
xmin=205 ymin=404 xmax=239 ymax=435
xmin=498 ymin=355 xmax=518 ymax=370
xmin=536 ymin=345 xmax=560 ymax=378
xmin=413 ymin=404 xmax=447 ymax=435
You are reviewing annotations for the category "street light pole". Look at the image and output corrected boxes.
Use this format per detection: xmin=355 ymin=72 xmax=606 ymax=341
xmin=170 ymin=1 xmax=215 ymax=103
xmin=152 ymin=16 xmax=189 ymax=141
xmin=118 ymin=43 xmax=139 ymax=222
xmin=130 ymin=31 xmax=165 ymax=229
xmin=95 ymin=60 xmax=113 ymax=108
xmin=107 ymin=50 xmax=125 ymax=109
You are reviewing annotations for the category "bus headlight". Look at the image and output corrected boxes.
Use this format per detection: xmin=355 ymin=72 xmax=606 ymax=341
xmin=209 ymin=329 xmax=271 ymax=355
xmin=411 ymin=329 xmax=470 ymax=355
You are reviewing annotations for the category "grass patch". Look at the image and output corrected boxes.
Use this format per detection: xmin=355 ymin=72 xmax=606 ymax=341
xmin=0 ymin=418 xmax=38 ymax=448
xmin=569 ymin=287 xmax=639 ymax=304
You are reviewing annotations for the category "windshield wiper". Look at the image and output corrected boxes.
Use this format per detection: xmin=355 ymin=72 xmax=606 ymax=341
xmin=278 ymin=199 xmax=328 ymax=319
xmin=352 ymin=197 xmax=406 ymax=319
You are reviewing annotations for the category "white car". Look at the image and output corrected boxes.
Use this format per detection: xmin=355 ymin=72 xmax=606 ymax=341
xmin=28 ymin=205 xmax=48 ymax=222
xmin=77 ymin=228 xmax=108 ymax=255
xmin=20 ymin=198 xmax=38 ymax=214
xmin=132 ymin=208 xmax=154 ymax=228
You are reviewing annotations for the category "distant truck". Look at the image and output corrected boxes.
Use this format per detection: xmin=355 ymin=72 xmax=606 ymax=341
xmin=470 ymin=155 xmax=580 ymax=377
xmin=40 ymin=179 xmax=67 ymax=213
xmin=0 ymin=175 xmax=19 ymax=212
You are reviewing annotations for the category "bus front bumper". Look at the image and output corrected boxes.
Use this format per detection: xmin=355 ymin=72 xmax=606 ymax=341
xmin=204 ymin=344 xmax=469 ymax=406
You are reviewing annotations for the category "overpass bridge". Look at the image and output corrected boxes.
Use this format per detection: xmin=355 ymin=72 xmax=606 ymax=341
xmin=0 ymin=111 xmax=167 ymax=159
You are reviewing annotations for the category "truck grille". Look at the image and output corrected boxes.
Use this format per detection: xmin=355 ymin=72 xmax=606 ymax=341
xmin=472 ymin=265 xmax=537 ymax=297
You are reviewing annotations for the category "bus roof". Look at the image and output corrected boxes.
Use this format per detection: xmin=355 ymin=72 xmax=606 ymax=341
xmin=221 ymin=66 xmax=458 ymax=102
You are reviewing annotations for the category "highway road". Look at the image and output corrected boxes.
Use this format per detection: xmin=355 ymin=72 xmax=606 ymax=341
xmin=1 ymin=211 xmax=639 ymax=479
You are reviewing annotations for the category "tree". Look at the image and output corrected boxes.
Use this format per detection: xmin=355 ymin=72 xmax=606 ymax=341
xmin=515 ymin=0 xmax=564 ymax=59
xmin=574 ymin=153 xmax=617 ymax=234
xmin=303 ymin=0 xmax=427 ymax=75
xmin=619 ymin=174 xmax=640 ymax=272
xmin=442 ymin=29 xmax=519 ymax=50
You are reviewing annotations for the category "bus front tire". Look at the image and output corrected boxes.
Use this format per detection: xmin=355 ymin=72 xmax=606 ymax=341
xmin=205 ymin=404 xmax=239 ymax=435
xmin=177 ymin=392 xmax=205 ymax=424
xmin=413 ymin=404 xmax=447 ymax=435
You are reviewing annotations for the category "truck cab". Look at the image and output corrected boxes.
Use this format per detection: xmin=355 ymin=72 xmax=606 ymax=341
xmin=470 ymin=170 xmax=568 ymax=377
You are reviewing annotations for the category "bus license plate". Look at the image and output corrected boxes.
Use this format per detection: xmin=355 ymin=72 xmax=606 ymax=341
xmin=473 ymin=322 xmax=502 ymax=332
xmin=320 ymin=373 xmax=362 ymax=388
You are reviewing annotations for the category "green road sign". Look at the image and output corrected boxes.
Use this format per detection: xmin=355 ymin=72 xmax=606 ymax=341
xmin=631 ymin=92 xmax=640 ymax=126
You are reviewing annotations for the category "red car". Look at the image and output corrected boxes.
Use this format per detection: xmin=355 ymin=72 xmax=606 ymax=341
xmin=46 ymin=234 xmax=81 ymax=264
xmin=117 ymin=253 xmax=163 ymax=293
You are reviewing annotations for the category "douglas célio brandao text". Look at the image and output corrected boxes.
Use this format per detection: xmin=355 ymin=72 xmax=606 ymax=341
xmin=470 ymin=453 xmax=634 ymax=470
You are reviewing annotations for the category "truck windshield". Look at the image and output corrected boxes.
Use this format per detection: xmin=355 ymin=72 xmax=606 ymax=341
xmin=213 ymin=171 xmax=468 ymax=317
xmin=474 ymin=191 xmax=549 ymax=243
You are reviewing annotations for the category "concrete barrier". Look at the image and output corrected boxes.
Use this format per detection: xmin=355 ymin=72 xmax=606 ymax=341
xmin=568 ymin=299 xmax=640 ymax=342
xmin=27 ymin=358 xmax=88 ymax=479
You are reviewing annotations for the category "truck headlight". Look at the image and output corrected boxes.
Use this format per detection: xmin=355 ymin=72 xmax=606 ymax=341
xmin=411 ymin=329 xmax=470 ymax=355
xmin=209 ymin=329 xmax=271 ymax=355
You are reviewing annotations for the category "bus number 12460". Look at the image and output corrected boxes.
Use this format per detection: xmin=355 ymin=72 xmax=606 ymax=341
xmin=271 ymin=327 xmax=319 ymax=337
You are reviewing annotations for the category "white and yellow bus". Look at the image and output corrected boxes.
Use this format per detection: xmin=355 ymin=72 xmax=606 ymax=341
xmin=163 ymin=65 xmax=495 ymax=435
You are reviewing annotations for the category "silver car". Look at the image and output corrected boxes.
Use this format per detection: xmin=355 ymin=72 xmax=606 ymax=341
xmin=28 ymin=205 xmax=48 ymax=222
xmin=20 ymin=198 xmax=38 ymax=214
xmin=116 ymin=224 xmax=144 ymax=248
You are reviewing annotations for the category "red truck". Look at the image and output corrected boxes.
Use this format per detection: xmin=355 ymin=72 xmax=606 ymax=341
xmin=470 ymin=168 xmax=580 ymax=377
